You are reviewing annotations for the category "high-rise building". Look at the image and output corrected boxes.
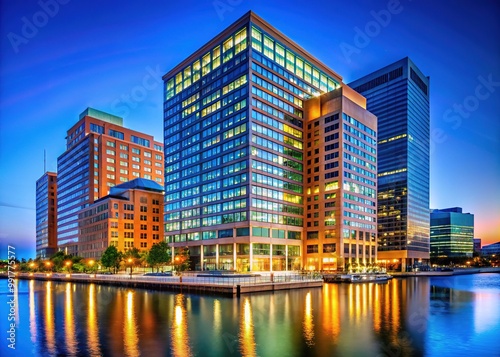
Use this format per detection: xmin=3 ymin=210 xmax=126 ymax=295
xmin=35 ymin=172 xmax=57 ymax=259
xmin=78 ymin=178 xmax=164 ymax=258
xmin=57 ymin=108 xmax=163 ymax=255
xmin=349 ymin=58 xmax=430 ymax=271
xmin=430 ymin=207 xmax=474 ymax=257
xmin=162 ymin=11 xmax=377 ymax=271
xmin=303 ymin=87 xmax=378 ymax=271
xmin=473 ymin=238 xmax=482 ymax=254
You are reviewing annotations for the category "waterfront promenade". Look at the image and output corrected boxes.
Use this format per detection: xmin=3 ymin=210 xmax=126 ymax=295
xmin=3 ymin=271 xmax=323 ymax=297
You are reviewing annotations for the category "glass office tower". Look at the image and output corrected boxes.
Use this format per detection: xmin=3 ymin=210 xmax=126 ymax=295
xmin=163 ymin=11 xmax=377 ymax=271
xmin=430 ymin=207 xmax=474 ymax=257
xmin=349 ymin=58 xmax=430 ymax=270
xmin=36 ymin=172 xmax=57 ymax=259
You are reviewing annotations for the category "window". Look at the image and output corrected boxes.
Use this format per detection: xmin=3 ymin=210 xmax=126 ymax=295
xmin=109 ymin=129 xmax=124 ymax=139
xmin=307 ymin=245 xmax=318 ymax=253
xmin=323 ymin=244 xmax=336 ymax=253
xmin=131 ymin=135 xmax=150 ymax=147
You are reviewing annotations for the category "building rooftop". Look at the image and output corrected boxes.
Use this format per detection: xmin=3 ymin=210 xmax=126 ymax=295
xmin=110 ymin=178 xmax=164 ymax=195
xmin=79 ymin=107 xmax=123 ymax=126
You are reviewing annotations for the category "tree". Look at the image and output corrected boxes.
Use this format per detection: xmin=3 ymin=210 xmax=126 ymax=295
xmin=123 ymin=247 xmax=141 ymax=275
xmin=101 ymin=246 xmax=122 ymax=273
xmin=174 ymin=247 xmax=191 ymax=272
xmin=147 ymin=242 xmax=171 ymax=272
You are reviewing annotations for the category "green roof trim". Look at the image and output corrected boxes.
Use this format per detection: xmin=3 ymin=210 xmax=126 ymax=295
xmin=79 ymin=107 xmax=123 ymax=126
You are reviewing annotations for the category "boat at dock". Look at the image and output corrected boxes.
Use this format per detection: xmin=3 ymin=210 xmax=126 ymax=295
xmin=323 ymin=273 xmax=393 ymax=283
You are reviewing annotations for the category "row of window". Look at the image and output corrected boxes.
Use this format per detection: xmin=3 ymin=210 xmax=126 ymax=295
xmin=252 ymin=172 xmax=302 ymax=193
xmin=252 ymin=86 xmax=302 ymax=117
xmin=251 ymin=185 xmax=302 ymax=205
xmin=165 ymin=27 xmax=248 ymax=100
xmin=251 ymin=146 xmax=303 ymax=172
xmin=251 ymin=160 xmax=302 ymax=183
xmin=251 ymin=25 xmax=338 ymax=93
xmin=250 ymin=210 xmax=303 ymax=227
xmin=252 ymin=74 xmax=303 ymax=107
xmin=251 ymin=110 xmax=302 ymax=139
xmin=251 ymin=198 xmax=303 ymax=216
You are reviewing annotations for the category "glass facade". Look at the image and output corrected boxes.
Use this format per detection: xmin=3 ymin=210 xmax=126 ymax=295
xmin=163 ymin=14 xmax=345 ymax=271
xmin=430 ymin=208 xmax=474 ymax=257
xmin=57 ymin=135 xmax=91 ymax=253
xmin=35 ymin=172 xmax=57 ymax=259
xmin=349 ymin=58 xmax=430 ymax=266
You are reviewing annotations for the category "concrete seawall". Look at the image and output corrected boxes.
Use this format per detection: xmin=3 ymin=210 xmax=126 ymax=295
xmin=391 ymin=267 xmax=500 ymax=277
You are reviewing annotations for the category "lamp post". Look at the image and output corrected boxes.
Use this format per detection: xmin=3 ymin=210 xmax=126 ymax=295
xmin=45 ymin=261 xmax=52 ymax=274
xmin=65 ymin=261 xmax=72 ymax=276
xmin=128 ymin=258 xmax=133 ymax=278
xmin=88 ymin=259 xmax=94 ymax=272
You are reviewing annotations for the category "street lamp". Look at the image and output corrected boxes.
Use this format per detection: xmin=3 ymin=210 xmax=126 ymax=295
xmin=87 ymin=259 xmax=95 ymax=273
xmin=128 ymin=258 xmax=133 ymax=278
xmin=45 ymin=261 xmax=52 ymax=274
xmin=65 ymin=261 xmax=72 ymax=276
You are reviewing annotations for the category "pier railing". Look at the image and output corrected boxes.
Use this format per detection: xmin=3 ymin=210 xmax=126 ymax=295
xmin=11 ymin=271 xmax=323 ymax=287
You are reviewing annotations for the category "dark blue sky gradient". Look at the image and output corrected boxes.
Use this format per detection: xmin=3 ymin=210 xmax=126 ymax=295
xmin=1 ymin=0 xmax=499 ymax=259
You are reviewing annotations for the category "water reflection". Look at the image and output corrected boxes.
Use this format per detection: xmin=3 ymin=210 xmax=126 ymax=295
xmin=322 ymin=283 xmax=340 ymax=339
xmin=29 ymin=279 xmax=37 ymax=343
xmin=5 ymin=274 xmax=499 ymax=356
xmin=87 ymin=284 xmax=101 ymax=356
xmin=213 ymin=299 xmax=221 ymax=334
xmin=302 ymin=291 xmax=314 ymax=346
xmin=474 ymin=291 xmax=500 ymax=333
xmin=45 ymin=281 xmax=56 ymax=355
xmin=239 ymin=298 xmax=257 ymax=357
xmin=65 ymin=283 xmax=78 ymax=356
xmin=124 ymin=290 xmax=140 ymax=357
xmin=171 ymin=294 xmax=192 ymax=357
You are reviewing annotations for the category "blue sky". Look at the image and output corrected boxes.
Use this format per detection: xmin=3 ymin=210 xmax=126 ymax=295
xmin=1 ymin=0 xmax=499 ymax=259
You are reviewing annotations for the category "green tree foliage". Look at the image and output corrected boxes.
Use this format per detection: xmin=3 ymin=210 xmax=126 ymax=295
xmin=146 ymin=242 xmax=171 ymax=272
xmin=174 ymin=247 xmax=191 ymax=272
xmin=100 ymin=246 xmax=122 ymax=273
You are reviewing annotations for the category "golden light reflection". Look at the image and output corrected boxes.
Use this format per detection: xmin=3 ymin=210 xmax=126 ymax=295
xmin=373 ymin=283 xmax=381 ymax=333
xmin=65 ymin=283 xmax=77 ymax=356
xmin=303 ymin=291 xmax=315 ymax=346
xmin=124 ymin=291 xmax=140 ymax=357
xmin=391 ymin=279 xmax=400 ymax=335
xmin=45 ymin=282 xmax=56 ymax=355
xmin=213 ymin=299 xmax=221 ymax=334
xmin=354 ymin=284 xmax=362 ymax=323
xmin=362 ymin=283 xmax=368 ymax=319
xmin=171 ymin=294 xmax=192 ymax=357
xmin=322 ymin=284 xmax=340 ymax=339
xmin=87 ymin=284 xmax=101 ymax=356
xmin=29 ymin=280 xmax=37 ymax=343
xmin=239 ymin=298 xmax=257 ymax=357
